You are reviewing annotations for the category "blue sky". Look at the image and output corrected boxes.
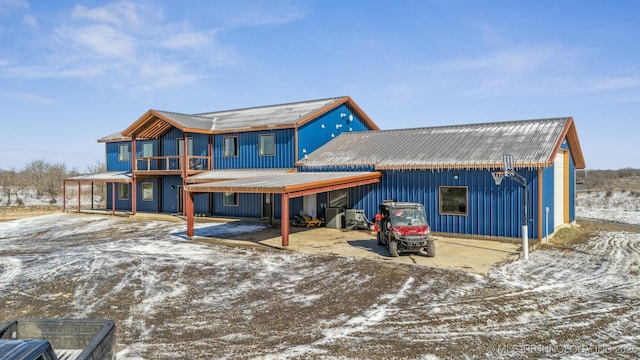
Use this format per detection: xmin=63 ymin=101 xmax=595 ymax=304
xmin=0 ymin=0 xmax=638 ymax=171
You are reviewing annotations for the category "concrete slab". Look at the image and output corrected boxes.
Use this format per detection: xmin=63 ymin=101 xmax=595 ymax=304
xmin=258 ymin=227 xmax=521 ymax=275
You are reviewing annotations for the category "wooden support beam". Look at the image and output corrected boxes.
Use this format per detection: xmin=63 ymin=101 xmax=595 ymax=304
xmin=281 ymin=193 xmax=290 ymax=247
xmin=187 ymin=191 xmax=194 ymax=238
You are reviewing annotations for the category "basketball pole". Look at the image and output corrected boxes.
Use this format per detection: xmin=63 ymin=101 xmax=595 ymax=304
xmin=502 ymin=154 xmax=529 ymax=260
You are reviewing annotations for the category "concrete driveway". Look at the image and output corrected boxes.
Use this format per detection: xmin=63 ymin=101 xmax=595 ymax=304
xmin=254 ymin=227 xmax=521 ymax=275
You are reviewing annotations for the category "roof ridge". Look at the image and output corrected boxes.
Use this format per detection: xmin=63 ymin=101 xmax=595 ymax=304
xmin=154 ymin=109 xmax=212 ymax=120
xmin=192 ymin=96 xmax=346 ymax=116
xmin=359 ymin=117 xmax=571 ymax=134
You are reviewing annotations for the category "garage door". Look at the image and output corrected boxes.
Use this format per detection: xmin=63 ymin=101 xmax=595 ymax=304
xmin=554 ymin=151 xmax=565 ymax=229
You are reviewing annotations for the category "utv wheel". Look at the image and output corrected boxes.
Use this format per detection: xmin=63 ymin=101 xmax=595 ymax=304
xmin=424 ymin=239 xmax=436 ymax=257
xmin=389 ymin=240 xmax=399 ymax=257
xmin=377 ymin=232 xmax=383 ymax=245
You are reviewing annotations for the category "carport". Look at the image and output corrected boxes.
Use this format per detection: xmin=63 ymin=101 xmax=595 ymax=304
xmin=184 ymin=171 xmax=381 ymax=246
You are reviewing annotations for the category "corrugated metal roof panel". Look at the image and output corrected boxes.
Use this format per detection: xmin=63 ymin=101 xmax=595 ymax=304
xmin=300 ymin=118 xmax=572 ymax=170
xmin=195 ymin=97 xmax=344 ymax=131
xmin=65 ymin=171 xmax=132 ymax=182
xmin=186 ymin=169 xmax=294 ymax=183
xmin=186 ymin=171 xmax=379 ymax=193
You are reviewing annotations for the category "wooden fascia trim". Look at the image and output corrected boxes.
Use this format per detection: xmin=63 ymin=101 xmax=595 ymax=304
xmin=547 ymin=117 xmax=586 ymax=169
xmin=283 ymin=172 xmax=381 ymax=194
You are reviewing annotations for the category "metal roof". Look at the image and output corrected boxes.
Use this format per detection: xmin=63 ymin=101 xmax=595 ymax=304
xmin=185 ymin=172 xmax=381 ymax=194
xmin=65 ymin=171 xmax=132 ymax=183
xmin=299 ymin=117 xmax=585 ymax=170
xmin=186 ymin=168 xmax=295 ymax=183
xmin=117 ymin=96 xmax=378 ymax=140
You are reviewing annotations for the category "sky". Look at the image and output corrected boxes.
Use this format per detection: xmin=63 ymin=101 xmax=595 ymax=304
xmin=0 ymin=0 xmax=638 ymax=172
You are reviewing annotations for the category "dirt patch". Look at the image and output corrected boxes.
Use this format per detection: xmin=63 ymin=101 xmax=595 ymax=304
xmin=0 ymin=205 xmax=60 ymax=222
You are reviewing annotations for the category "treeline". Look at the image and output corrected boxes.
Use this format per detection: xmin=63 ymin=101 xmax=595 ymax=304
xmin=577 ymin=168 xmax=640 ymax=190
xmin=0 ymin=160 xmax=105 ymax=205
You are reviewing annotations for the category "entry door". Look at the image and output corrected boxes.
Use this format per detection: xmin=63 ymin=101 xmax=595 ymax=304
xmin=262 ymin=193 xmax=272 ymax=219
xmin=303 ymin=194 xmax=317 ymax=219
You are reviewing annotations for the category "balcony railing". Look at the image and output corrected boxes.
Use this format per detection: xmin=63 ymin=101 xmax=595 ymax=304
xmin=135 ymin=155 xmax=209 ymax=174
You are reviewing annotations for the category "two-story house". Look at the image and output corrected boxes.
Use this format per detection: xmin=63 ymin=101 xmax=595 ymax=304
xmin=65 ymin=96 xmax=380 ymax=221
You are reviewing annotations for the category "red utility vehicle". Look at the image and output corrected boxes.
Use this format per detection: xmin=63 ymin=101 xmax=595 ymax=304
xmin=375 ymin=201 xmax=435 ymax=257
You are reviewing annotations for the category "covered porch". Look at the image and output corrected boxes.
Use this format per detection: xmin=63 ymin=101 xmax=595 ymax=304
xmin=184 ymin=171 xmax=381 ymax=246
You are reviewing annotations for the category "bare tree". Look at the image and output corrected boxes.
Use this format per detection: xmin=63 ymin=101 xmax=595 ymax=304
xmin=0 ymin=169 xmax=17 ymax=205
xmin=23 ymin=159 xmax=50 ymax=199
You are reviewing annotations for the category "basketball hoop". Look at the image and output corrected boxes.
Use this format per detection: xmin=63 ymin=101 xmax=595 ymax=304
xmin=491 ymin=171 xmax=505 ymax=186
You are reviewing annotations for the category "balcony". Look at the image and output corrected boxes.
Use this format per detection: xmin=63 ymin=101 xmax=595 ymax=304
xmin=134 ymin=155 xmax=209 ymax=176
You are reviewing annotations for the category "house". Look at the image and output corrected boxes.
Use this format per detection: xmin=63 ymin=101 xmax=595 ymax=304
xmin=63 ymin=96 xmax=380 ymax=222
xmin=183 ymin=117 xmax=585 ymax=246
xmin=64 ymin=97 xmax=585 ymax=249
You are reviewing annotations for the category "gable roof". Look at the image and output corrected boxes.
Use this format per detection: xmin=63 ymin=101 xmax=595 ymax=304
xmin=299 ymin=117 xmax=585 ymax=170
xmin=114 ymin=96 xmax=378 ymax=140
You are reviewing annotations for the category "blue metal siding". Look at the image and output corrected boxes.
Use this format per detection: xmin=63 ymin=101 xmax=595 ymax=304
xmin=162 ymin=176 xmax=183 ymax=213
xmin=136 ymin=178 xmax=159 ymax=212
xmin=542 ymin=165 xmax=556 ymax=236
xmin=297 ymin=104 xmax=372 ymax=160
xmin=213 ymin=129 xmax=295 ymax=169
xmin=273 ymin=195 xmax=304 ymax=220
xmin=106 ymin=183 xmax=132 ymax=211
xmin=106 ymin=142 xmax=131 ymax=172
xmin=348 ymin=169 xmax=540 ymax=239
xmin=213 ymin=193 xmax=262 ymax=217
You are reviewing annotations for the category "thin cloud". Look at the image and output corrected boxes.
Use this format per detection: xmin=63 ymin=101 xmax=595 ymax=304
xmin=22 ymin=14 xmax=37 ymax=29
xmin=0 ymin=0 xmax=27 ymax=15
xmin=0 ymin=0 xmax=237 ymax=92
xmin=3 ymin=91 xmax=56 ymax=105
xmin=223 ymin=2 xmax=309 ymax=27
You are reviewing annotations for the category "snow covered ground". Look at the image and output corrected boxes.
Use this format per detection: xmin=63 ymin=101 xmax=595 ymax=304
xmin=0 ymin=193 xmax=638 ymax=359
xmin=577 ymin=190 xmax=640 ymax=225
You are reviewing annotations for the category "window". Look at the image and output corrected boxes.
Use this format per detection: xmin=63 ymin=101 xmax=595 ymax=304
xmin=142 ymin=142 xmax=154 ymax=157
xmin=224 ymin=192 xmax=238 ymax=206
xmin=224 ymin=136 xmax=238 ymax=157
xmin=177 ymin=138 xmax=194 ymax=155
xmin=118 ymin=144 xmax=129 ymax=162
xmin=118 ymin=183 xmax=129 ymax=200
xmin=329 ymin=189 xmax=347 ymax=208
xmin=142 ymin=182 xmax=154 ymax=201
xmin=439 ymin=186 xmax=468 ymax=215
xmin=259 ymin=134 xmax=275 ymax=156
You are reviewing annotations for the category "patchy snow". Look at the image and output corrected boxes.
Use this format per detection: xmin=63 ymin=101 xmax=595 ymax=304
xmin=1 ymin=200 xmax=640 ymax=358
xmin=577 ymin=190 xmax=640 ymax=225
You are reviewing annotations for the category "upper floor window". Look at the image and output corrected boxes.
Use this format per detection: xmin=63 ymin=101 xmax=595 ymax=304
xmin=142 ymin=142 xmax=154 ymax=157
xmin=224 ymin=136 xmax=238 ymax=157
xmin=439 ymin=186 xmax=468 ymax=215
xmin=259 ymin=134 xmax=275 ymax=156
xmin=178 ymin=138 xmax=194 ymax=156
xmin=118 ymin=144 xmax=129 ymax=162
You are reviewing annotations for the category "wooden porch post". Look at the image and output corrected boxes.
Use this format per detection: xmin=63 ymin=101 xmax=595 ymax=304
xmin=112 ymin=182 xmax=116 ymax=216
xmin=91 ymin=181 xmax=94 ymax=210
xmin=281 ymin=193 xmax=289 ymax=247
xmin=77 ymin=182 xmax=81 ymax=212
xmin=63 ymin=180 xmax=66 ymax=212
xmin=186 ymin=191 xmax=194 ymax=238
xmin=131 ymin=136 xmax=137 ymax=215
xmin=182 ymin=133 xmax=189 ymax=216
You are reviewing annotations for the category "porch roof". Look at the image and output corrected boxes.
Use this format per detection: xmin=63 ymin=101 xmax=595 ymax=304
xmin=185 ymin=171 xmax=381 ymax=196
xmin=65 ymin=171 xmax=132 ymax=183
xmin=186 ymin=168 xmax=295 ymax=183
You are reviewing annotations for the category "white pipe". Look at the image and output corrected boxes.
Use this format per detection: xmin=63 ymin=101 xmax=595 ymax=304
xmin=522 ymin=224 xmax=529 ymax=260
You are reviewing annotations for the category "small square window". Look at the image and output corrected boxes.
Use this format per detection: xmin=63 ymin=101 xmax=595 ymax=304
xmin=118 ymin=183 xmax=129 ymax=200
xmin=118 ymin=144 xmax=129 ymax=162
xmin=439 ymin=186 xmax=467 ymax=215
xmin=142 ymin=182 xmax=154 ymax=201
xmin=224 ymin=192 xmax=238 ymax=206
xmin=224 ymin=136 xmax=238 ymax=157
xmin=259 ymin=134 xmax=275 ymax=156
